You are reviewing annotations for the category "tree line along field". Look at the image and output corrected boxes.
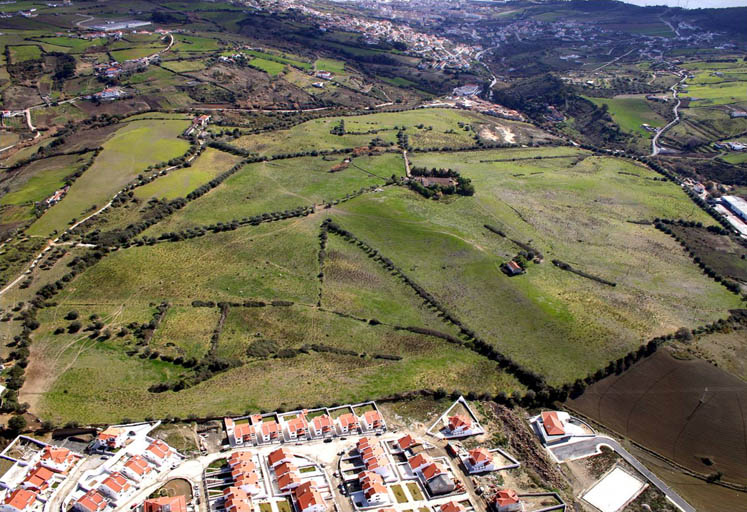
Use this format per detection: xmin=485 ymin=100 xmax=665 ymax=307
xmin=0 ymin=106 xmax=741 ymax=424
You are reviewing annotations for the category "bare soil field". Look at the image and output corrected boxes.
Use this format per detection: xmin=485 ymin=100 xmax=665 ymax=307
xmin=570 ymin=350 xmax=747 ymax=484
xmin=670 ymin=225 xmax=747 ymax=287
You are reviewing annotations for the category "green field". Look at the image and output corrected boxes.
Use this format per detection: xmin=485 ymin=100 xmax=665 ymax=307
xmin=244 ymin=50 xmax=311 ymax=70
xmin=26 ymin=120 xmax=190 ymax=237
xmin=9 ymin=44 xmax=42 ymax=62
xmin=160 ymin=60 xmax=208 ymax=73
xmin=230 ymin=108 xmax=547 ymax=156
xmin=586 ymin=95 xmax=667 ymax=136
xmin=249 ymin=57 xmax=285 ymax=76
xmin=151 ymin=305 xmax=221 ymax=360
xmin=0 ymin=153 xmax=93 ymax=224
xmin=31 ymin=36 xmax=105 ymax=52
xmin=110 ymin=47 xmax=163 ymax=61
xmin=314 ymin=58 xmax=345 ymax=75
xmin=327 ymin=148 xmax=739 ymax=384
xmin=134 ymin=148 xmax=242 ymax=201
xmin=143 ymin=152 xmax=405 ymax=237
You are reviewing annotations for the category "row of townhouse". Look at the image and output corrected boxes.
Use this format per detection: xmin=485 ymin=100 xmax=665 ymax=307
xmin=355 ymin=438 xmax=392 ymax=480
xmin=225 ymin=405 xmax=385 ymax=447
xmin=0 ymin=445 xmax=81 ymax=512
xmin=74 ymin=439 xmax=177 ymax=512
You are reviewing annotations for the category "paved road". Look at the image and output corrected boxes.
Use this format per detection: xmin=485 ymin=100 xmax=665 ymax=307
xmin=551 ymin=436 xmax=695 ymax=512
xmin=652 ymin=72 xmax=687 ymax=156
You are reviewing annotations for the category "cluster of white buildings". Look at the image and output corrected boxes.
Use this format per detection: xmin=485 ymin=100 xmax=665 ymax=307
xmin=0 ymin=438 xmax=82 ymax=512
xmin=64 ymin=423 xmax=181 ymax=512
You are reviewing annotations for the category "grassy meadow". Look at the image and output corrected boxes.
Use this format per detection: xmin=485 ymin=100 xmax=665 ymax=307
xmin=143 ymin=153 xmax=404 ymax=237
xmin=26 ymin=119 xmax=190 ymax=237
xmin=134 ymin=148 xmax=242 ymax=201
xmin=586 ymin=95 xmax=667 ymax=136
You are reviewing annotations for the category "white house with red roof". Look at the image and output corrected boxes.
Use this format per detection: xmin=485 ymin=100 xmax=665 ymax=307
xmin=464 ymin=448 xmax=494 ymax=473
xmin=357 ymin=438 xmax=392 ymax=478
xmin=284 ymin=416 xmax=309 ymax=441
xmin=258 ymin=421 xmax=280 ymax=444
xmin=73 ymin=489 xmax=106 ymax=512
xmin=336 ymin=413 xmax=360 ymax=435
xmin=228 ymin=451 xmax=255 ymax=469
xmin=98 ymin=471 xmax=131 ymax=503
xmin=144 ymin=439 xmax=173 ymax=467
xmin=225 ymin=419 xmax=256 ymax=447
xmin=267 ymin=448 xmax=292 ymax=468
xmin=531 ymin=411 xmax=593 ymax=446
xmin=293 ymin=482 xmax=326 ymax=512
xmin=21 ymin=466 xmax=54 ymax=492
xmin=223 ymin=486 xmax=251 ymax=512
xmin=93 ymin=427 xmax=126 ymax=451
xmin=361 ymin=410 xmax=385 ymax=432
xmin=447 ymin=415 xmax=473 ymax=436
xmin=0 ymin=489 xmax=37 ymax=512
xmin=492 ymin=489 xmax=521 ymax=512
xmin=39 ymin=446 xmax=77 ymax=473
xmin=277 ymin=472 xmax=301 ymax=493
xmin=309 ymin=414 xmax=334 ymax=438
xmin=359 ymin=471 xmax=389 ymax=506
xmin=122 ymin=455 xmax=153 ymax=482
xmin=407 ymin=454 xmax=431 ymax=474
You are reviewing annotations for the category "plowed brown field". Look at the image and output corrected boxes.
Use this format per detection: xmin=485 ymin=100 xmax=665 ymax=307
xmin=570 ymin=350 xmax=747 ymax=484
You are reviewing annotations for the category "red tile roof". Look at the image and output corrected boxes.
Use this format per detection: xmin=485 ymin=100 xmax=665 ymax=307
xmin=277 ymin=472 xmax=300 ymax=490
xmin=5 ymin=489 xmax=37 ymax=511
xmin=421 ymin=462 xmax=446 ymax=481
xmin=440 ymin=502 xmax=465 ymax=512
xmin=261 ymin=421 xmax=279 ymax=437
xmin=41 ymin=446 xmax=73 ymax=466
xmin=296 ymin=483 xmax=324 ymax=512
xmin=144 ymin=495 xmax=187 ymax=512
xmin=363 ymin=410 xmax=383 ymax=426
xmin=495 ymin=489 xmax=519 ymax=506
xmin=228 ymin=451 xmax=254 ymax=467
xmin=273 ymin=461 xmax=297 ymax=477
xmin=146 ymin=439 xmax=172 ymax=460
xmin=407 ymin=454 xmax=430 ymax=470
xmin=25 ymin=466 xmax=54 ymax=489
xmin=338 ymin=413 xmax=359 ymax=429
xmin=124 ymin=455 xmax=152 ymax=476
xmin=312 ymin=415 xmax=333 ymax=432
xmin=234 ymin=423 xmax=255 ymax=441
xmin=397 ymin=435 xmax=416 ymax=451
xmin=268 ymin=448 xmax=291 ymax=466
xmin=448 ymin=414 xmax=472 ymax=431
xmin=541 ymin=412 xmax=565 ymax=436
xmin=101 ymin=471 xmax=131 ymax=495
xmin=468 ymin=448 xmax=491 ymax=464
xmin=75 ymin=490 xmax=106 ymax=512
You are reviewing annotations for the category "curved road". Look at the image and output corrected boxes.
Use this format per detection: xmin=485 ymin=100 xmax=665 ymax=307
xmin=651 ymin=72 xmax=687 ymax=156
xmin=550 ymin=436 xmax=695 ymax=512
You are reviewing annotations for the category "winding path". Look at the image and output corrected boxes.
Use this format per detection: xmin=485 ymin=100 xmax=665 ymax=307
xmin=651 ymin=72 xmax=687 ymax=156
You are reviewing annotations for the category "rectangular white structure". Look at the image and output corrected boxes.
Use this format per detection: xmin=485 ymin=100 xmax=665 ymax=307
xmin=583 ymin=467 xmax=646 ymax=512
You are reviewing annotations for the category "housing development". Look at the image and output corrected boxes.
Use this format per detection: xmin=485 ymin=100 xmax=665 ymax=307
xmin=0 ymin=398 xmax=693 ymax=512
